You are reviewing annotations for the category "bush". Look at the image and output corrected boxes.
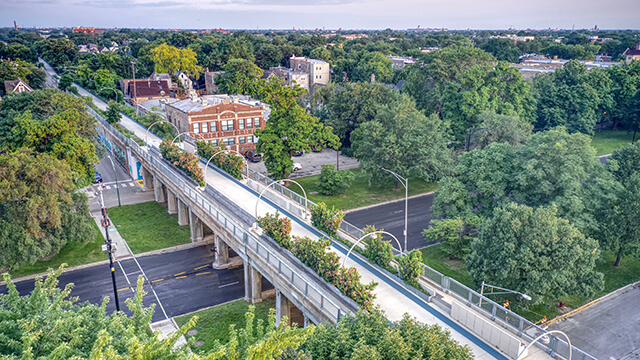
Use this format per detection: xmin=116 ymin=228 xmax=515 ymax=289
xmin=196 ymin=140 xmax=244 ymax=180
xmin=318 ymin=164 xmax=356 ymax=195
xmin=160 ymin=139 xmax=205 ymax=186
xmin=422 ymin=216 xmax=480 ymax=260
xmin=256 ymin=210 xmax=292 ymax=249
xmin=397 ymin=250 xmax=423 ymax=287
xmin=310 ymin=202 xmax=344 ymax=236
xmin=362 ymin=225 xmax=393 ymax=268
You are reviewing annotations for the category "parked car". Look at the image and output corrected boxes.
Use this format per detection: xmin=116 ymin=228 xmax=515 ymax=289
xmin=293 ymin=150 xmax=304 ymax=157
xmin=292 ymin=162 xmax=302 ymax=172
xmin=94 ymin=171 xmax=103 ymax=183
xmin=245 ymin=149 xmax=262 ymax=163
xmin=311 ymin=145 xmax=322 ymax=152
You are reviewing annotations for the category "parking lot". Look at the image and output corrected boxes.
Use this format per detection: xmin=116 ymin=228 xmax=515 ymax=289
xmin=247 ymin=148 xmax=359 ymax=178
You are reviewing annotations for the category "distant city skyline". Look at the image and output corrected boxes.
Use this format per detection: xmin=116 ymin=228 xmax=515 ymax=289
xmin=1 ymin=0 xmax=638 ymax=30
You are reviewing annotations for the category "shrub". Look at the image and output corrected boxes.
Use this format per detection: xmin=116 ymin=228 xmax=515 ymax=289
xmin=318 ymin=164 xmax=356 ymax=195
xmin=310 ymin=202 xmax=344 ymax=236
xmin=362 ymin=225 xmax=393 ymax=269
xmin=335 ymin=267 xmax=377 ymax=312
xmin=196 ymin=140 xmax=244 ymax=179
xmin=396 ymin=250 xmax=423 ymax=287
xmin=256 ymin=210 xmax=292 ymax=249
xmin=422 ymin=215 xmax=480 ymax=260
xmin=160 ymin=139 xmax=205 ymax=186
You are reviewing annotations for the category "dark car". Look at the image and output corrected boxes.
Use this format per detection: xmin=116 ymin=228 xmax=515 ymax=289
xmin=245 ymin=149 xmax=262 ymax=163
xmin=94 ymin=171 xmax=103 ymax=183
xmin=293 ymin=150 xmax=304 ymax=157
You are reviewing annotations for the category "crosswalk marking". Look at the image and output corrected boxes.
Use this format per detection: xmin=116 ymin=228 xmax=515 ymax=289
xmin=105 ymin=186 xmax=111 ymax=190
xmin=121 ymin=183 xmax=127 ymax=187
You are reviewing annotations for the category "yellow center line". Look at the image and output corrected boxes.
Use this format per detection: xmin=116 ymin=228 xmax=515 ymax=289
xmin=194 ymin=265 xmax=209 ymax=271
xmin=117 ymin=287 xmax=129 ymax=292
xmin=151 ymin=278 xmax=163 ymax=283
xmin=174 ymin=271 xmax=186 ymax=276
xmin=175 ymin=275 xmax=187 ymax=279
xmin=196 ymin=271 xmax=211 ymax=276
xmin=228 ymin=266 xmax=239 ymax=269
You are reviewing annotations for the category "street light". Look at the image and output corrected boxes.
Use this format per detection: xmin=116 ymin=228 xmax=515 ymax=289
xmin=145 ymin=120 xmax=179 ymax=146
xmin=106 ymin=156 xmax=121 ymax=207
xmin=342 ymin=230 xmax=403 ymax=268
xmin=171 ymin=131 xmax=206 ymax=147
xmin=516 ymin=330 xmax=572 ymax=360
xmin=254 ymin=179 xmax=309 ymax=227
xmin=379 ymin=167 xmax=408 ymax=254
xmin=100 ymin=87 xmax=121 ymax=102
xmin=97 ymin=183 xmax=120 ymax=312
xmin=478 ymin=281 xmax=532 ymax=307
xmin=466 ymin=127 xmax=493 ymax=151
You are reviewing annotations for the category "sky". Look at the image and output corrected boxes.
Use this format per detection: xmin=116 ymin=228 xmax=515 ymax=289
xmin=1 ymin=0 xmax=639 ymax=30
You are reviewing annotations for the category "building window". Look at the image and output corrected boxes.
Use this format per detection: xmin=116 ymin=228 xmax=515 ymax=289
xmin=210 ymin=121 xmax=217 ymax=132
xmin=222 ymin=119 xmax=234 ymax=132
xmin=239 ymin=118 xmax=245 ymax=130
xmin=223 ymin=137 xmax=235 ymax=145
xmin=247 ymin=119 xmax=252 ymax=128
xmin=254 ymin=117 xmax=260 ymax=128
xmin=209 ymin=139 xmax=217 ymax=146
xmin=202 ymin=122 xmax=208 ymax=133
xmin=193 ymin=122 xmax=200 ymax=134
xmin=239 ymin=136 xmax=246 ymax=144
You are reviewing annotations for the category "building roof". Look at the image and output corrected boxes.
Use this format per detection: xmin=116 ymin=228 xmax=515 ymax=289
xmin=623 ymin=49 xmax=640 ymax=56
xmin=4 ymin=78 xmax=33 ymax=94
xmin=290 ymin=56 xmax=328 ymax=65
xmin=128 ymin=80 xmax=168 ymax=98
xmin=168 ymin=95 xmax=264 ymax=114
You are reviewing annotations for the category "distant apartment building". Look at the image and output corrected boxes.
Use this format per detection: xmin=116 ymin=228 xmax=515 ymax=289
xmin=165 ymin=95 xmax=267 ymax=154
xmin=388 ymin=56 xmax=416 ymax=70
xmin=266 ymin=66 xmax=309 ymax=91
xmin=289 ymin=55 xmax=330 ymax=88
xmin=420 ymin=47 xmax=440 ymax=54
xmin=72 ymin=26 xmax=105 ymax=34
xmin=204 ymin=70 xmax=224 ymax=94
xmin=489 ymin=34 xmax=535 ymax=42
xmin=623 ymin=43 xmax=640 ymax=64
xmin=511 ymin=57 xmax=621 ymax=79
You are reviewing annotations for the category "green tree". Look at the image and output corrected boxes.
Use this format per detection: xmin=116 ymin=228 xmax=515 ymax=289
xmin=301 ymin=308 xmax=473 ymax=360
xmin=471 ymin=110 xmax=533 ymax=149
xmin=105 ymin=101 xmax=121 ymax=125
xmin=422 ymin=216 xmax=481 ymax=260
xmin=480 ymin=38 xmax=522 ymax=63
xmin=352 ymin=52 xmax=394 ymax=84
xmin=318 ymin=164 xmax=356 ymax=195
xmin=151 ymin=43 xmax=203 ymax=79
xmin=216 ymin=58 xmax=264 ymax=95
xmin=255 ymin=77 xmax=340 ymax=179
xmin=467 ymin=203 xmax=604 ymax=301
xmin=351 ymin=95 xmax=454 ymax=186
xmin=362 ymin=225 xmax=393 ymax=269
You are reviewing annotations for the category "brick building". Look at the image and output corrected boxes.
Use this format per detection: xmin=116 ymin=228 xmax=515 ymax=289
xmin=289 ymin=55 xmax=330 ymax=88
xmin=72 ymin=26 xmax=105 ymax=34
xmin=165 ymin=95 xmax=267 ymax=154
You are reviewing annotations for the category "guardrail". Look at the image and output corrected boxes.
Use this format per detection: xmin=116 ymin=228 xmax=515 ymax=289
xmin=128 ymin=140 xmax=347 ymax=324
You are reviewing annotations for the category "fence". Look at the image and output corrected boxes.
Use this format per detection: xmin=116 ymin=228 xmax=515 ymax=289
xmin=128 ymin=140 xmax=348 ymax=323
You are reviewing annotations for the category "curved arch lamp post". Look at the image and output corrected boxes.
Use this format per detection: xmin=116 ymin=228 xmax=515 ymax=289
xmin=145 ymin=120 xmax=179 ymax=146
xmin=516 ymin=330 xmax=571 ymax=360
xmin=342 ymin=230 xmax=403 ymax=268
xmin=100 ymin=87 xmax=120 ymax=102
xmin=254 ymin=179 xmax=309 ymax=228
xmin=379 ymin=167 xmax=408 ymax=254
xmin=201 ymin=149 xmax=249 ymax=188
xmin=478 ymin=281 xmax=532 ymax=307
xmin=170 ymin=131 xmax=206 ymax=146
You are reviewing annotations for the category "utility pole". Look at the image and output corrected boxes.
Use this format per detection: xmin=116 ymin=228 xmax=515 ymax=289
xmin=131 ymin=61 xmax=138 ymax=116
xmin=98 ymin=183 xmax=120 ymax=311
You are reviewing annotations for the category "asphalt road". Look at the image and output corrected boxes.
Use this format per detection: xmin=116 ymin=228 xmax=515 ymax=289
xmin=548 ymin=284 xmax=640 ymax=360
xmin=344 ymin=193 xmax=435 ymax=251
xmin=1 ymin=246 xmax=269 ymax=323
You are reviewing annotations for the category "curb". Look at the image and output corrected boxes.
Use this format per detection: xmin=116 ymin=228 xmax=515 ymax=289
xmin=344 ymin=191 xmax=436 ymax=214
xmin=546 ymin=280 xmax=640 ymax=327
xmin=1 ymin=241 xmax=213 ymax=286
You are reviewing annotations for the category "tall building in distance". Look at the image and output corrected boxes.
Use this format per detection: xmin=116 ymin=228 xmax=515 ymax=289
xmin=289 ymin=55 xmax=330 ymax=89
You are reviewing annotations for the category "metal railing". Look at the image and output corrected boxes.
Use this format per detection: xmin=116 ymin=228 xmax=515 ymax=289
xmin=128 ymin=141 xmax=347 ymax=323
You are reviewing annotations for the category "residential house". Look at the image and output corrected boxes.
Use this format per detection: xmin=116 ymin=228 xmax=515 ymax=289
xmin=388 ymin=56 xmax=416 ymax=70
xmin=165 ymin=95 xmax=267 ymax=154
xmin=623 ymin=43 xmax=640 ymax=64
xmin=119 ymin=78 xmax=172 ymax=105
xmin=204 ymin=70 xmax=224 ymax=94
xmin=177 ymin=72 xmax=193 ymax=91
xmin=266 ymin=66 xmax=309 ymax=91
xmin=289 ymin=55 xmax=330 ymax=89
xmin=4 ymin=78 xmax=33 ymax=95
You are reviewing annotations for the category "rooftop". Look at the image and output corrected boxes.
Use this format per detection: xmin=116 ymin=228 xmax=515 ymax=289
xmin=168 ymin=95 xmax=264 ymax=114
xmin=290 ymin=56 xmax=328 ymax=65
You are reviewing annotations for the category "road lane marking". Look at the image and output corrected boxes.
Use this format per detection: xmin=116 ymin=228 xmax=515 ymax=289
xmin=129 ymin=182 xmax=135 ymax=186
xmin=175 ymin=275 xmax=187 ymax=279
xmin=151 ymin=278 xmax=163 ymax=283
xmin=196 ymin=271 xmax=211 ymax=276
xmin=219 ymin=281 xmax=239 ymax=288
xmin=117 ymin=287 xmax=129 ymax=292
xmin=174 ymin=271 xmax=186 ymax=276
xmin=229 ymin=266 xmax=239 ymax=269
xmin=121 ymin=183 xmax=127 ymax=187
xmin=194 ymin=265 xmax=209 ymax=271
xmin=105 ymin=186 xmax=111 ymax=190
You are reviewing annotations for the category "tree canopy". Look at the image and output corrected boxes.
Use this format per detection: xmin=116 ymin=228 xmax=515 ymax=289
xmin=216 ymin=58 xmax=264 ymax=95
xmin=151 ymin=43 xmax=204 ymax=79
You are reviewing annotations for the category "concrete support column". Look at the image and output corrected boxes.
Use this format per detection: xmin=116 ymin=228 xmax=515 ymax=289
xmin=214 ymin=235 xmax=229 ymax=267
xmin=303 ymin=314 xmax=310 ymax=328
xmin=189 ymin=209 xmax=203 ymax=243
xmin=142 ymin=167 xmax=153 ymax=192
xmin=153 ymin=177 xmax=166 ymax=203
xmin=244 ymin=262 xmax=252 ymax=302
xmin=251 ymin=266 xmax=262 ymax=304
xmin=167 ymin=190 xmax=177 ymax=214
xmin=275 ymin=289 xmax=291 ymax=328
xmin=177 ymin=198 xmax=189 ymax=226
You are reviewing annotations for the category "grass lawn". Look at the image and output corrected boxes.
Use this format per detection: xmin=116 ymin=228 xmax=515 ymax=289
xmin=419 ymin=244 xmax=640 ymax=323
xmin=108 ymin=201 xmax=191 ymax=254
xmin=8 ymin=222 xmax=107 ymax=279
xmin=293 ymin=168 xmax=439 ymax=211
xmin=175 ymin=299 xmax=276 ymax=355
xmin=591 ymin=130 xmax=636 ymax=155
